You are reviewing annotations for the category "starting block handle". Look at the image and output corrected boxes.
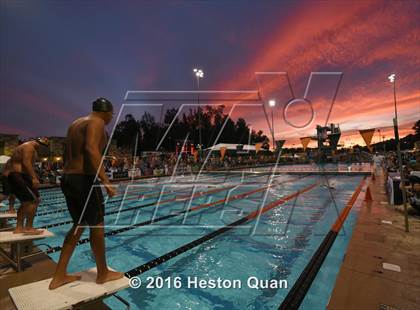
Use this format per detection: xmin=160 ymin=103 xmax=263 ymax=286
xmin=113 ymin=294 xmax=130 ymax=309
xmin=73 ymin=292 xmax=131 ymax=309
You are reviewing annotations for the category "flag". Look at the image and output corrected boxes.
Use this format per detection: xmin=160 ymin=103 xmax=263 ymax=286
xmin=275 ymin=140 xmax=285 ymax=151
xmin=359 ymin=129 xmax=375 ymax=152
xmin=300 ymin=137 xmax=311 ymax=151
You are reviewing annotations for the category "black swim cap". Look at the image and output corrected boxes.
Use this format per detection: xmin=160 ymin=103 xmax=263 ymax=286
xmin=92 ymin=97 xmax=113 ymax=113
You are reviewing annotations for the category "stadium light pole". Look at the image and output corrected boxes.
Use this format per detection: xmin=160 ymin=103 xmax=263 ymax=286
xmin=269 ymin=99 xmax=276 ymax=150
xmin=388 ymin=73 xmax=409 ymax=232
xmin=383 ymin=135 xmax=386 ymax=152
xmin=378 ymin=128 xmax=386 ymax=153
xmin=193 ymin=68 xmax=204 ymax=156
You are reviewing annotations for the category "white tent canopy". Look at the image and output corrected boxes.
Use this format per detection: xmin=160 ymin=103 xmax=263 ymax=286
xmin=205 ymin=143 xmax=256 ymax=151
xmin=0 ymin=155 xmax=10 ymax=164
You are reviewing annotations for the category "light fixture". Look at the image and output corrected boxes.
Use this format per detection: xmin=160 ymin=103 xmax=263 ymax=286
xmin=388 ymin=73 xmax=396 ymax=83
xmin=193 ymin=68 xmax=204 ymax=78
xmin=268 ymin=99 xmax=276 ymax=107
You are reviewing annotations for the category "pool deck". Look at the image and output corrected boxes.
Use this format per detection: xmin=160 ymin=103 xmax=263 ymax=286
xmin=0 ymin=252 xmax=55 ymax=309
xmin=328 ymin=171 xmax=420 ymax=309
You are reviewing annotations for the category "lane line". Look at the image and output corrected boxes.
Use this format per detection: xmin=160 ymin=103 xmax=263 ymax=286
xmin=278 ymin=176 xmax=366 ymax=310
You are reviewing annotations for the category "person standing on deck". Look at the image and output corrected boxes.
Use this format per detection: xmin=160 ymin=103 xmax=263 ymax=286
xmin=373 ymin=152 xmax=384 ymax=174
xmin=8 ymin=138 xmax=48 ymax=234
xmin=49 ymin=97 xmax=123 ymax=290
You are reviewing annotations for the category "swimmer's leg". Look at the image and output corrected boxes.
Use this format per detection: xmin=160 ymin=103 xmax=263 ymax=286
xmin=8 ymin=195 xmax=16 ymax=213
xmin=90 ymin=223 xmax=124 ymax=284
xmin=13 ymin=202 xmax=27 ymax=234
xmin=49 ymin=225 xmax=84 ymax=289
xmin=22 ymin=201 xmax=43 ymax=234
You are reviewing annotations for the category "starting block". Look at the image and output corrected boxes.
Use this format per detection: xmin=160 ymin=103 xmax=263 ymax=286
xmin=9 ymin=268 xmax=130 ymax=310
xmin=0 ymin=212 xmax=17 ymax=219
xmin=0 ymin=230 xmax=54 ymax=272
xmin=0 ymin=212 xmax=17 ymax=229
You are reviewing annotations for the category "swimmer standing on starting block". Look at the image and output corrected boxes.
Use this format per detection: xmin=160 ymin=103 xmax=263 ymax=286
xmin=8 ymin=138 xmax=48 ymax=234
xmin=49 ymin=97 xmax=123 ymax=290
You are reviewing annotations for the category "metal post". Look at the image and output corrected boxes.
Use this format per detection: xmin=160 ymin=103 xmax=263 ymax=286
xmin=271 ymin=108 xmax=275 ymax=150
xmin=383 ymin=135 xmax=386 ymax=153
xmin=392 ymin=78 xmax=409 ymax=232
xmin=378 ymin=128 xmax=381 ymax=153
xmin=197 ymin=77 xmax=202 ymax=155
xmin=16 ymin=243 xmax=22 ymax=272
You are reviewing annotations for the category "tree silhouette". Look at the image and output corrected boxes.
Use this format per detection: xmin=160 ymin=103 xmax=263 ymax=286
xmin=413 ymin=119 xmax=420 ymax=136
xmin=113 ymin=114 xmax=140 ymax=149
xmin=113 ymin=105 xmax=269 ymax=152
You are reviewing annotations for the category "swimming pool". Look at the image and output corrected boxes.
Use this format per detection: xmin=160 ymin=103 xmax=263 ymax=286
xmin=2 ymin=169 xmax=365 ymax=309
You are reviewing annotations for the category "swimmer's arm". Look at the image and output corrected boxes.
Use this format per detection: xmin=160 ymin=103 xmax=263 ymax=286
xmin=22 ymin=146 xmax=37 ymax=180
xmin=85 ymin=119 xmax=110 ymax=184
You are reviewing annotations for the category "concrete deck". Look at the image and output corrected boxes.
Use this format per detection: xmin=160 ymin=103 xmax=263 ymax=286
xmin=328 ymin=171 xmax=420 ymax=309
xmin=0 ymin=251 xmax=57 ymax=310
xmin=0 ymin=243 xmax=111 ymax=310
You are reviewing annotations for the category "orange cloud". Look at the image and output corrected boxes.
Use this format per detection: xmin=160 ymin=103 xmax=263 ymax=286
xmin=211 ymin=0 xmax=419 ymax=146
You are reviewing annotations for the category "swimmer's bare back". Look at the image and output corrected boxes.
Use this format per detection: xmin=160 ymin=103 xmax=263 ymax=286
xmin=64 ymin=115 xmax=107 ymax=175
xmin=9 ymin=142 xmax=36 ymax=174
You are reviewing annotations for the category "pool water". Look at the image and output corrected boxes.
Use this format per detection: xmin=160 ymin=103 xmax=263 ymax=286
xmin=2 ymin=169 xmax=364 ymax=309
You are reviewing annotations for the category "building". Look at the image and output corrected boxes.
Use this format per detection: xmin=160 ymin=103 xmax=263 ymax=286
xmin=0 ymin=133 xmax=19 ymax=156
xmin=0 ymin=133 xmax=118 ymax=163
xmin=48 ymin=136 xmax=66 ymax=159
xmin=31 ymin=136 xmax=66 ymax=161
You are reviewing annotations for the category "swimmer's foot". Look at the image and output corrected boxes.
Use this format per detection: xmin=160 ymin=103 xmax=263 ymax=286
xmin=49 ymin=274 xmax=82 ymax=290
xmin=96 ymin=269 xmax=124 ymax=284
xmin=13 ymin=227 xmax=25 ymax=234
xmin=23 ymin=228 xmax=44 ymax=235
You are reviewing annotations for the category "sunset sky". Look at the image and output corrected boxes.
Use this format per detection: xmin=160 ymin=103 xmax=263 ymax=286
xmin=0 ymin=0 xmax=419 ymax=147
